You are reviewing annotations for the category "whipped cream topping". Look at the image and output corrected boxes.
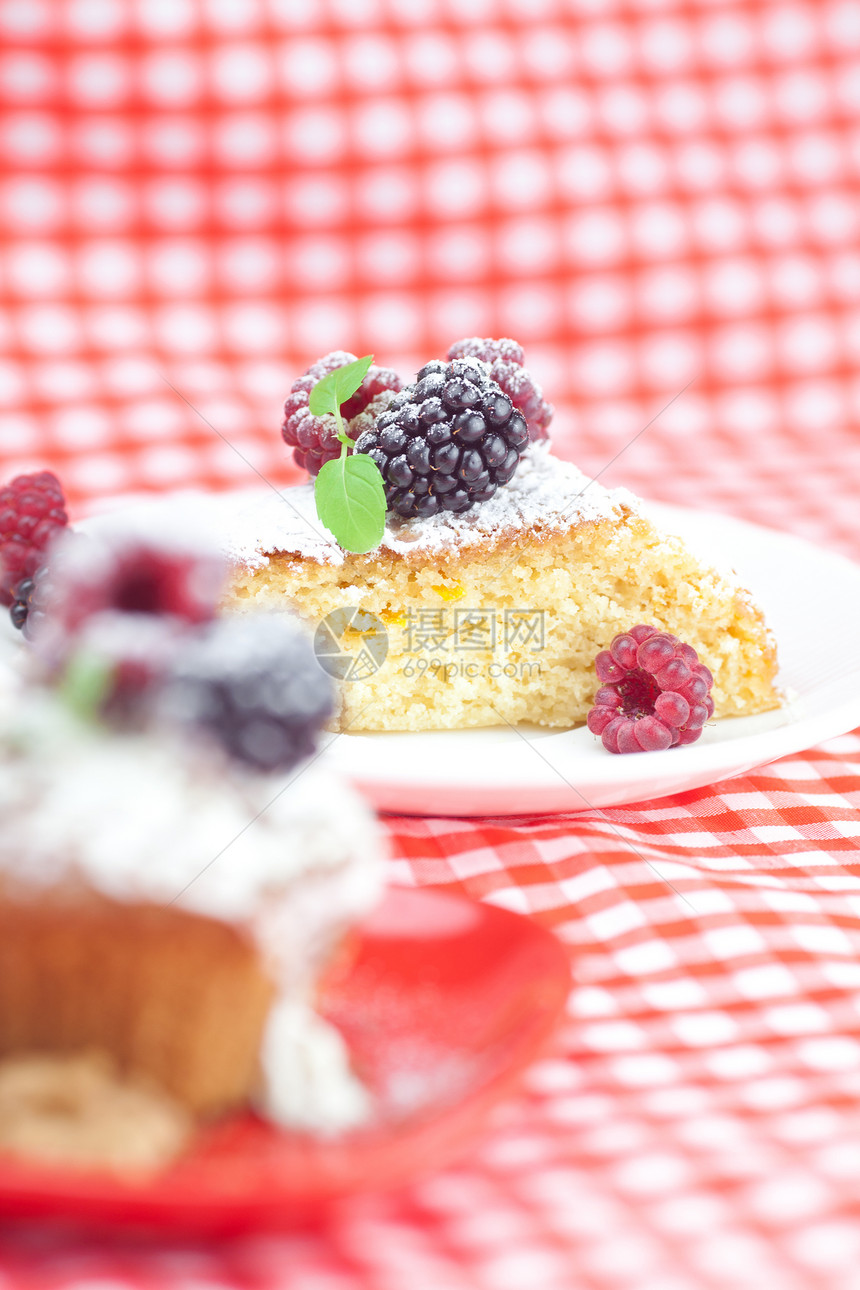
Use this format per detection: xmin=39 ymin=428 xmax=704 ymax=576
xmin=0 ymin=697 xmax=379 ymax=930
xmin=259 ymin=1000 xmax=372 ymax=1133
xmin=224 ymin=443 xmax=641 ymax=570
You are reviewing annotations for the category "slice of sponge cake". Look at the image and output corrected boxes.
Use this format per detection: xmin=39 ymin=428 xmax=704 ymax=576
xmin=225 ymin=444 xmax=780 ymax=734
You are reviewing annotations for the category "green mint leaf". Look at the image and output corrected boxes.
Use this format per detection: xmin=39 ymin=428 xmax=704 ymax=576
xmin=58 ymin=649 xmax=114 ymax=724
xmin=308 ymin=354 xmax=374 ymax=419
xmin=315 ymin=451 xmax=386 ymax=554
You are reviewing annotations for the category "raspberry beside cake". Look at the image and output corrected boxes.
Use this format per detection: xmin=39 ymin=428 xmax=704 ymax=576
xmin=225 ymin=441 xmax=780 ymax=733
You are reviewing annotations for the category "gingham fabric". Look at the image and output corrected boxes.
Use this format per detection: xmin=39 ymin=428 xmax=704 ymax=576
xmin=1 ymin=0 xmax=860 ymax=1286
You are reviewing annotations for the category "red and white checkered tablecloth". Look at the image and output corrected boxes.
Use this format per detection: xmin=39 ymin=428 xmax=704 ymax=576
xmin=2 ymin=0 xmax=860 ymax=1286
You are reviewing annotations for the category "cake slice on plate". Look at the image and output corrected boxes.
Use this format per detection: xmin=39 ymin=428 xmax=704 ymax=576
xmin=225 ymin=342 xmax=780 ymax=738
xmin=225 ymin=439 xmax=779 ymax=735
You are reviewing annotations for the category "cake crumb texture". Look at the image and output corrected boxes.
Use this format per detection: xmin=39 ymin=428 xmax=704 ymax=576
xmin=229 ymin=508 xmax=780 ymax=733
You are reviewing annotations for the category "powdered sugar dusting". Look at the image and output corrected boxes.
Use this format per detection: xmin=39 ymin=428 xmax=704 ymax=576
xmin=448 ymin=353 xmax=491 ymax=381
xmin=503 ymin=362 xmax=541 ymax=399
xmin=225 ymin=444 xmax=641 ymax=571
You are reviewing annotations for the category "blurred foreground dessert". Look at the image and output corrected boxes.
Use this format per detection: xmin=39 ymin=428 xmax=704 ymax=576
xmin=0 ymin=520 xmax=385 ymax=1174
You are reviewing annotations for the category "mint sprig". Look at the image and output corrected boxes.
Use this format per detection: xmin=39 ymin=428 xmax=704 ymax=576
xmin=308 ymin=354 xmax=374 ymax=421
xmin=310 ymin=354 xmax=387 ymax=555
xmin=58 ymin=649 xmax=114 ymax=724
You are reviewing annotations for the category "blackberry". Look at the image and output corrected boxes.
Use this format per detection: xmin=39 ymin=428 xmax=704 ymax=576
xmin=353 ymin=356 xmax=529 ymax=519
xmin=9 ymin=564 xmax=53 ymax=637
xmin=282 ymin=351 xmax=403 ymax=476
xmin=0 ymin=469 xmax=68 ymax=610
xmin=164 ymin=615 xmax=335 ymax=774
xmin=447 ymin=338 xmax=553 ymax=441
xmin=10 ymin=576 xmax=35 ymax=631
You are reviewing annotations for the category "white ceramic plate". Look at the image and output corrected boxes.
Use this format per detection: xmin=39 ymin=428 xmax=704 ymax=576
xmin=325 ymin=502 xmax=860 ymax=815
xmin=3 ymin=497 xmax=858 ymax=817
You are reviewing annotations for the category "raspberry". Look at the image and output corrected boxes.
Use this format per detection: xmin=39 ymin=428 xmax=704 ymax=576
xmin=282 ymin=351 xmax=403 ymax=475
xmin=586 ymin=626 xmax=715 ymax=754
xmin=0 ymin=470 xmax=68 ymax=610
xmin=353 ymin=356 xmax=529 ymax=519
xmin=164 ymin=615 xmax=335 ymax=773
xmin=29 ymin=527 xmax=225 ymax=665
xmin=446 ymin=338 xmax=553 ymax=442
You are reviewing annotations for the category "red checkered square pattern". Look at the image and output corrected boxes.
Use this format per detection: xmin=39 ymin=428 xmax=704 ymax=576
xmin=1 ymin=1 xmax=860 ymax=1286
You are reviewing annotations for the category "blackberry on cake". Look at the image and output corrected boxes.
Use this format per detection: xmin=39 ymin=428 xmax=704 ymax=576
xmin=353 ymin=356 xmax=529 ymax=518
xmin=447 ymin=338 xmax=553 ymax=442
xmin=282 ymin=350 xmax=402 ymax=475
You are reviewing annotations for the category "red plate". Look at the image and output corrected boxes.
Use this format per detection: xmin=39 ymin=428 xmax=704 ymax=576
xmin=0 ymin=887 xmax=569 ymax=1236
